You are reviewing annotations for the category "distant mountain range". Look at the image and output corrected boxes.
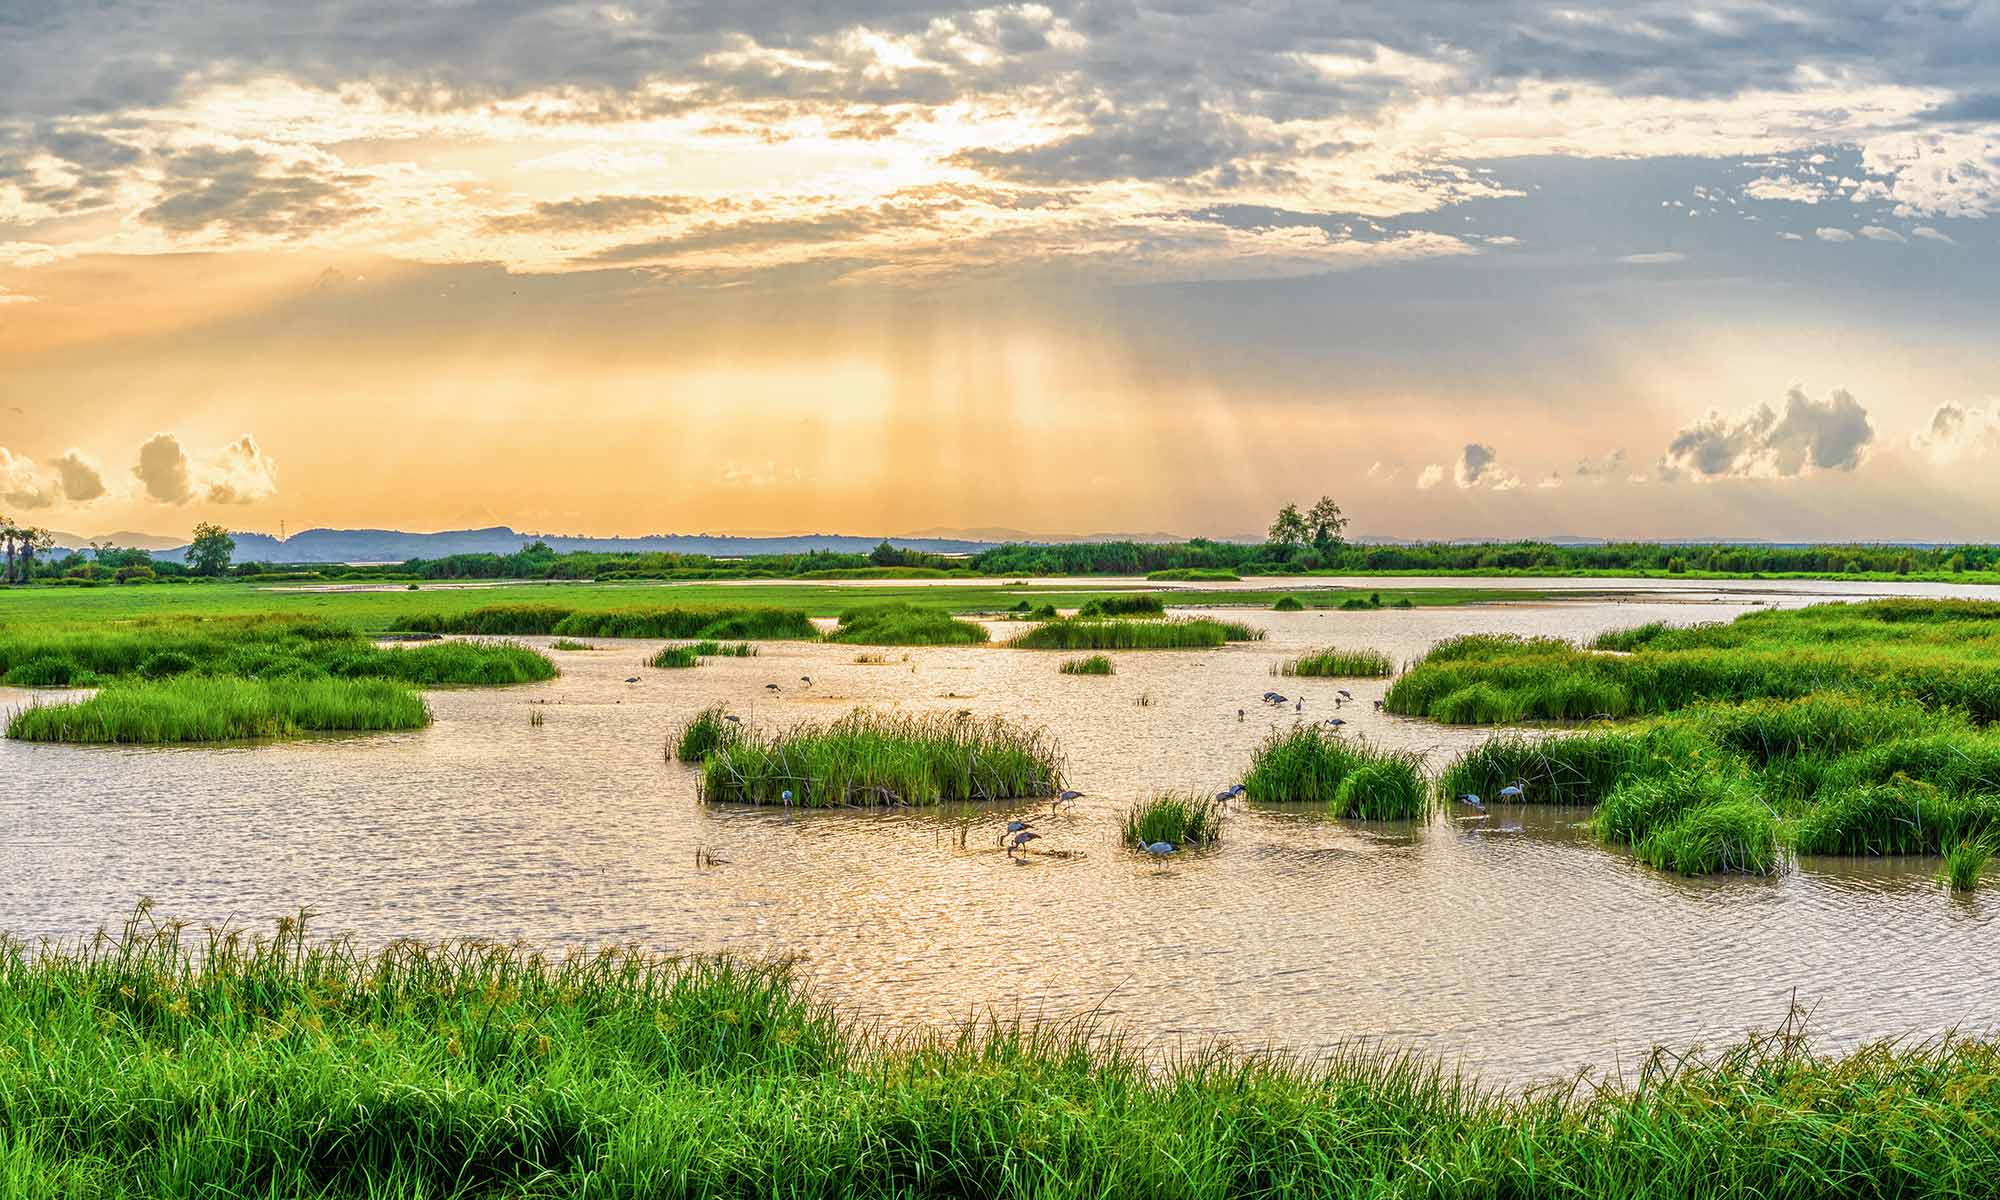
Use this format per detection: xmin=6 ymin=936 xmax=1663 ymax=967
xmin=43 ymin=525 xmax=1977 ymax=565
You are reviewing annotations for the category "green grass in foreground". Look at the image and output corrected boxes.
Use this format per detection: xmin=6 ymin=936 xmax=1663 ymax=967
xmin=1274 ymin=646 xmax=1396 ymax=677
xmin=1010 ymin=617 xmax=1265 ymax=650
xmin=1241 ymin=726 xmax=1429 ymax=820
xmin=5 ymin=906 xmax=1996 ymax=1199
xmin=700 ymin=710 xmax=1063 ymax=806
xmin=5 ymin=676 xmax=429 ymax=743
xmin=1058 ymin=654 xmax=1115 ymax=675
xmin=825 ymin=602 xmax=990 ymax=646
xmin=1121 ymin=791 xmax=1223 ymax=848
xmin=1940 ymin=837 xmax=1995 ymax=892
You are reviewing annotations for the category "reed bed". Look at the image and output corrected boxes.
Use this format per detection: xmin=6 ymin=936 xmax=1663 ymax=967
xmin=1121 ymin=791 xmax=1223 ymax=847
xmin=1009 ymin=617 xmax=1264 ymax=650
xmin=6 ymin=905 xmax=1996 ymax=1199
xmin=1389 ymin=601 xmax=2000 ymax=724
xmin=825 ymin=603 xmax=990 ymax=646
xmin=1058 ymin=654 xmax=1115 ymax=676
xmin=6 ymin=677 xmax=430 ymax=743
xmin=1242 ymin=726 xmax=1429 ymax=819
xmin=1275 ymin=646 xmax=1396 ymax=677
xmin=673 ymin=704 xmax=742 ymax=762
xmin=651 ymin=644 xmax=701 ymax=669
xmin=1145 ymin=567 xmax=1240 ymax=581
xmin=549 ymin=638 xmax=596 ymax=651
xmin=1077 ymin=594 xmax=1166 ymax=618
xmin=699 ymin=710 xmax=1063 ymax=807
xmin=399 ymin=603 xmax=816 ymax=641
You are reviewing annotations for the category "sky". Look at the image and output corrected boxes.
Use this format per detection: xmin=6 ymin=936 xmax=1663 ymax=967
xmin=2 ymin=1 xmax=1998 ymax=543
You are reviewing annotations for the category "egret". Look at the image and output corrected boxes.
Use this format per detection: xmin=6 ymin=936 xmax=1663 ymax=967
xmin=1453 ymin=793 xmax=1486 ymax=812
xmin=1498 ymin=784 xmax=1525 ymax=800
xmin=1006 ymin=830 xmax=1041 ymax=856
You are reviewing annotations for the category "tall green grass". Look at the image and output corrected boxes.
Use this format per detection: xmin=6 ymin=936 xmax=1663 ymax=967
xmin=1121 ymin=791 xmax=1223 ymax=847
xmin=1009 ymin=617 xmax=1264 ymax=650
xmin=1241 ymin=727 xmax=1428 ymax=819
xmin=1272 ymin=595 xmax=1305 ymax=612
xmin=1058 ymin=655 xmax=1115 ymax=675
xmin=1275 ymin=646 xmax=1395 ymax=677
xmin=6 ymin=905 xmax=1997 ymax=1199
xmin=399 ymin=603 xmax=816 ymax=640
xmin=825 ymin=603 xmax=990 ymax=646
xmin=1940 ymin=837 xmax=1994 ymax=892
xmin=6 ymin=677 xmax=429 ymax=743
xmin=674 ymin=704 xmax=742 ymax=762
xmin=1077 ymin=594 xmax=1166 ymax=618
xmin=651 ymin=644 xmax=701 ymax=669
xmin=700 ymin=711 xmax=1063 ymax=806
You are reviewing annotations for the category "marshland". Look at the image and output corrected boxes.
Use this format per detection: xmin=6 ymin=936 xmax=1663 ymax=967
xmin=3 ymin=573 xmax=1999 ymax=1194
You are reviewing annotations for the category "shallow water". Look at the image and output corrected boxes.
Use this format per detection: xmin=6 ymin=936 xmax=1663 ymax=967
xmin=3 ymin=583 xmax=1996 ymax=1085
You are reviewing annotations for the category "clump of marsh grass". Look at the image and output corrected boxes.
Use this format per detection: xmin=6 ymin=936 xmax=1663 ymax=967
xmin=1637 ymin=798 xmax=1781 ymax=877
xmin=1146 ymin=567 xmax=1239 ymax=581
xmin=1059 ymin=655 xmax=1115 ymax=676
xmin=1275 ymin=646 xmax=1395 ymax=678
xmin=674 ymin=704 xmax=742 ymax=763
xmin=400 ymin=603 xmax=816 ymax=640
xmin=1242 ymin=726 xmax=1428 ymax=819
xmin=1272 ymin=595 xmax=1305 ymax=612
xmin=826 ymin=603 xmax=989 ymax=646
xmin=1789 ymin=778 xmax=2000 ymax=857
xmin=1077 ymin=594 xmax=1165 ymax=618
xmin=1009 ymin=617 xmax=1263 ymax=650
xmin=699 ymin=710 xmax=1063 ymax=806
xmin=549 ymin=639 xmax=596 ymax=652
xmin=652 ymin=645 xmax=701 ymax=669
xmin=1121 ymin=791 xmax=1222 ymax=848
xmin=6 ymin=677 xmax=429 ymax=744
xmin=1438 ymin=729 xmax=1675 ymax=808
xmin=1940 ymin=837 xmax=1995 ymax=892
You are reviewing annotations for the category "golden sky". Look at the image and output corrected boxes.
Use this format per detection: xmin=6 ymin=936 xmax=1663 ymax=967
xmin=3 ymin=2 xmax=1998 ymax=541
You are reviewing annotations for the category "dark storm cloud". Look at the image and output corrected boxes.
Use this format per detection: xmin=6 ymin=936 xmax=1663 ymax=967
xmin=1658 ymin=385 xmax=1875 ymax=481
xmin=139 ymin=146 xmax=375 ymax=236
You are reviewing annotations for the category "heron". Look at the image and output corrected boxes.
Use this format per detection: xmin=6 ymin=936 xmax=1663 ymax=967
xmin=1141 ymin=840 xmax=1177 ymax=864
xmin=1325 ymin=717 xmax=1347 ymax=728
xmin=1057 ymin=789 xmax=1083 ymax=804
xmin=781 ymin=789 xmax=794 ymax=805
xmin=1000 ymin=818 xmax=1035 ymax=844
xmin=1498 ymin=784 xmax=1525 ymax=800
xmin=1373 ymin=699 xmax=1385 ymax=711
xmin=1214 ymin=784 xmax=1246 ymax=802
xmin=800 ymin=676 xmax=813 ymax=687
xmin=1237 ymin=708 xmax=1246 ymax=721
xmin=624 ymin=676 xmax=640 ymax=683
xmin=1269 ymin=693 xmax=1288 ymax=705
xmin=1336 ymin=688 xmax=1353 ymax=700
xmin=765 ymin=683 xmax=781 ymax=692
xmin=1006 ymin=830 xmax=1041 ymax=856
xmin=1453 ymin=793 xmax=1486 ymax=812
xmin=1295 ymin=698 xmax=1304 ymax=712
xmin=723 ymin=714 xmax=742 ymax=723
xmin=1262 ymin=691 xmax=1283 ymax=703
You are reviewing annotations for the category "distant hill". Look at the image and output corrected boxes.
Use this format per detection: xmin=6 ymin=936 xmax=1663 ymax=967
xmin=44 ymin=530 xmax=190 ymax=552
xmin=121 ymin=526 xmax=1006 ymax=565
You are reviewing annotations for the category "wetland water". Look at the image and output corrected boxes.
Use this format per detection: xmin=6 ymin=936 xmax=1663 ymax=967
xmin=3 ymin=580 xmax=1996 ymax=1084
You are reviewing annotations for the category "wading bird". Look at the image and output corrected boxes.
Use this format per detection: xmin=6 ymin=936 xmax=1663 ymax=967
xmin=1006 ymin=830 xmax=1041 ymax=856
xmin=1453 ymin=793 xmax=1486 ymax=813
xmin=1498 ymin=784 xmax=1525 ymax=800
xmin=1057 ymin=789 xmax=1084 ymax=805
xmin=723 ymin=714 xmax=741 ymax=723
xmin=1336 ymin=688 xmax=1354 ymax=700
xmin=800 ymin=676 xmax=812 ymax=687
xmin=765 ymin=683 xmax=781 ymax=692
xmin=1237 ymin=708 xmax=1246 ymax=721
xmin=1001 ymin=819 xmax=1034 ymax=844
xmin=1295 ymin=698 xmax=1304 ymax=712
xmin=1142 ymin=840 xmax=1177 ymax=864
xmin=1214 ymin=784 xmax=1246 ymax=802
xmin=625 ymin=676 xmax=640 ymax=683
xmin=1373 ymin=700 xmax=1385 ymax=711
xmin=1325 ymin=717 xmax=1347 ymax=728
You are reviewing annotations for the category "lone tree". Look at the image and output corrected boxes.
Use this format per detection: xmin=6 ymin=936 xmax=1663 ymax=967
xmin=1268 ymin=503 xmax=1308 ymax=548
xmin=1306 ymin=496 xmax=1349 ymax=551
xmin=188 ymin=522 xmax=236 ymax=576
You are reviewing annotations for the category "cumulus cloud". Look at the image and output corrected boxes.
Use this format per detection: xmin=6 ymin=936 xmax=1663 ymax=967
xmin=134 ymin=433 xmax=193 ymax=503
xmin=1814 ymin=227 xmax=1855 ymax=242
xmin=1858 ymin=225 xmax=1906 ymax=242
xmin=1742 ymin=174 xmax=1828 ymax=203
xmin=1910 ymin=402 xmax=2000 ymax=464
xmin=0 ymin=445 xmax=108 ymax=508
xmin=1616 ymin=251 xmax=1685 ymax=264
xmin=132 ymin=433 xmax=278 ymax=504
xmin=1415 ymin=464 xmax=1444 ymax=490
xmin=1657 ymin=386 xmax=1875 ymax=481
xmin=1911 ymin=226 xmax=1954 ymax=243
xmin=1453 ymin=443 xmax=1520 ymax=490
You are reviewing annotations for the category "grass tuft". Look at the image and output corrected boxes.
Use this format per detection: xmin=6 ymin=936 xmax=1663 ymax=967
xmin=700 ymin=710 xmax=1063 ymax=806
xmin=1010 ymin=617 xmax=1264 ymax=650
xmin=1275 ymin=646 xmax=1395 ymax=677
xmin=1121 ymin=791 xmax=1222 ymax=847
xmin=674 ymin=704 xmax=743 ymax=763
xmin=826 ymin=603 xmax=989 ymax=646
xmin=1242 ymin=726 xmax=1429 ymax=819
xmin=6 ymin=677 xmax=429 ymax=744
xmin=1059 ymin=655 xmax=1115 ymax=676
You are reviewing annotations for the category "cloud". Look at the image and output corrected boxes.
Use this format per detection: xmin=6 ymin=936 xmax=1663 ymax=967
xmin=0 ymin=447 xmax=58 ymax=509
xmin=139 ymin=146 xmax=376 ymax=238
xmin=134 ymin=433 xmax=193 ymax=503
xmin=1574 ymin=449 xmax=1627 ymax=478
xmin=203 ymin=435 xmax=279 ymax=503
xmin=1364 ymin=460 xmax=1398 ymax=483
xmin=50 ymin=450 xmax=106 ymax=502
xmin=1616 ymin=251 xmax=1685 ymax=264
xmin=0 ymin=285 xmax=35 ymax=306
xmin=1537 ymin=473 xmax=1562 ymax=489
xmin=1450 ymin=443 xmax=1520 ymax=490
xmin=1911 ymin=226 xmax=1955 ymax=243
xmin=1415 ymin=464 xmax=1444 ymax=490
xmin=1814 ymin=227 xmax=1855 ymax=242
xmin=1858 ymin=225 xmax=1906 ymax=242
xmin=1910 ymin=402 xmax=2000 ymax=464
xmin=1742 ymin=174 xmax=1827 ymax=203
xmin=1657 ymin=385 xmax=1874 ymax=481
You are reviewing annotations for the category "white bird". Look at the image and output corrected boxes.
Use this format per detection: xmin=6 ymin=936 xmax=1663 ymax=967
xmin=1498 ymin=784 xmax=1525 ymax=800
